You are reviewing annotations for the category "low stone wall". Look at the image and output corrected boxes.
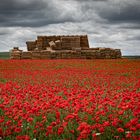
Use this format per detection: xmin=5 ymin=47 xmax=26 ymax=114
xmin=10 ymin=47 xmax=122 ymax=59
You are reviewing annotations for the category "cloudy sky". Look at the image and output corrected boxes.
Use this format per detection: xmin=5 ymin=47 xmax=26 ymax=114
xmin=0 ymin=0 xmax=140 ymax=55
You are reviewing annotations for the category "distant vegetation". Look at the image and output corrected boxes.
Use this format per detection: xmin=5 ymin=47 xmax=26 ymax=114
xmin=0 ymin=52 xmax=10 ymax=59
xmin=122 ymin=56 xmax=140 ymax=59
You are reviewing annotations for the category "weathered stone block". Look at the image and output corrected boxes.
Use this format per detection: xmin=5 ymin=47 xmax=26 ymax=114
xmin=21 ymin=52 xmax=32 ymax=59
xmin=32 ymin=51 xmax=41 ymax=59
xmin=61 ymin=37 xmax=80 ymax=50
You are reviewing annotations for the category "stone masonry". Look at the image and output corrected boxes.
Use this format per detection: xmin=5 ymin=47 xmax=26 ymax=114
xmin=10 ymin=35 xmax=122 ymax=59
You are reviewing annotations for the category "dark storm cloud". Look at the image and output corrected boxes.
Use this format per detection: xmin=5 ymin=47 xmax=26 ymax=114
xmin=74 ymin=0 xmax=108 ymax=2
xmin=1 ymin=0 xmax=140 ymax=27
xmin=73 ymin=0 xmax=140 ymax=25
xmin=0 ymin=0 xmax=46 ymax=10
xmin=101 ymin=6 xmax=140 ymax=23
xmin=0 ymin=0 xmax=47 ymax=27
xmin=96 ymin=0 xmax=140 ymax=23
xmin=0 ymin=0 xmax=111 ymax=28
xmin=0 ymin=0 xmax=78 ymax=27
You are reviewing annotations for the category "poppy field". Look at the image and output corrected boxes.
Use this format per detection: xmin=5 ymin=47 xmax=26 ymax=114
xmin=0 ymin=59 xmax=140 ymax=140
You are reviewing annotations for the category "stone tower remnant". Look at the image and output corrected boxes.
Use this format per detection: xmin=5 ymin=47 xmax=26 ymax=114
xmin=10 ymin=35 xmax=122 ymax=59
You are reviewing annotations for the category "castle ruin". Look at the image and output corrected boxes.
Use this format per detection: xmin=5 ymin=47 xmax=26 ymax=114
xmin=10 ymin=35 xmax=122 ymax=59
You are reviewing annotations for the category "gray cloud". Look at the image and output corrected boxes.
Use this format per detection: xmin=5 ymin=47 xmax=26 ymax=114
xmin=0 ymin=0 xmax=80 ymax=27
xmin=0 ymin=0 xmax=140 ymax=55
xmin=0 ymin=0 xmax=47 ymax=27
xmin=0 ymin=28 xmax=12 ymax=35
xmin=74 ymin=0 xmax=108 ymax=2
xmin=0 ymin=0 xmax=46 ymax=10
xmin=98 ymin=0 xmax=140 ymax=23
xmin=75 ymin=0 xmax=140 ymax=24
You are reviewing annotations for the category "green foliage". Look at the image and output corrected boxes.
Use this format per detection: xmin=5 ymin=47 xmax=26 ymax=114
xmin=0 ymin=78 xmax=7 ymax=83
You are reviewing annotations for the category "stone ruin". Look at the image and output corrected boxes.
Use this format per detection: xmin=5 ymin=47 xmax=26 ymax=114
xmin=10 ymin=35 xmax=122 ymax=59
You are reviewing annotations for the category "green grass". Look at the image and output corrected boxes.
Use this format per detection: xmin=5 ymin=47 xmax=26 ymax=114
xmin=0 ymin=78 xmax=7 ymax=83
xmin=0 ymin=52 xmax=10 ymax=59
